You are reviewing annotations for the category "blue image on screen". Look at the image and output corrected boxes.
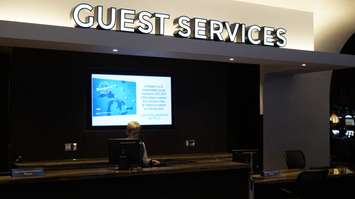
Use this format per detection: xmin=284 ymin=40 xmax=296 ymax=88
xmin=92 ymin=78 xmax=136 ymax=116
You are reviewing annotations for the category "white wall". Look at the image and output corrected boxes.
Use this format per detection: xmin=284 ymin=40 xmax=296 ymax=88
xmin=0 ymin=0 xmax=314 ymax=51
xmin=263 ymin=71 xmax=332 ymax=169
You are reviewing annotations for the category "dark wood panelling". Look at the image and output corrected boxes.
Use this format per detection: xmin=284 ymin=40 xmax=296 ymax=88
xmin=0 ymin=50 xmax=10 ymax=172
xmin=7 ymin=47 xmax=260 ymax=162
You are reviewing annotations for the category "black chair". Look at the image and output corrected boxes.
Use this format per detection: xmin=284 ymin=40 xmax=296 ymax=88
xmin=285 ymin=150 xmax=306 ymax=169
xmin=281 ymin=169 xmax=329 ymax=199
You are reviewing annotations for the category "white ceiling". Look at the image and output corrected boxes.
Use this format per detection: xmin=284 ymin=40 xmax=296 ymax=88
xmin=234 ymin=0 xmax=355 ymax=53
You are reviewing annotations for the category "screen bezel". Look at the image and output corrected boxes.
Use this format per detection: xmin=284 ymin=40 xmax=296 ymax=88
xmin=86 ymin=70 xmax=175 ymax=130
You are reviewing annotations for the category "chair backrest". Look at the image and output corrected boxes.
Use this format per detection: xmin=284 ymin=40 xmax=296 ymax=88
xmin=296 ymin=169 xmax=328 ymax=198
xmin=285 ymin=150 xmax=306 ymax=169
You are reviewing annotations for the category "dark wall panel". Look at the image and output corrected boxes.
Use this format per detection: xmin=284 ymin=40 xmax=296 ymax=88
xmin=8 ymin=48 xmax=260 ymax=161
xmin=227 ymin=66 xmax=260 ymax=150
xmin=0 ymin=51 xmax=10 ymax=171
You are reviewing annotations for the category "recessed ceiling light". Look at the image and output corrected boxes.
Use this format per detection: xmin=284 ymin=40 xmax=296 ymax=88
xmin=301 ymin=63 xmax=307 ymax=67
xmin=229 ymin=58 xmax=235 ymax=61
xmin=112 ymin=49 xmax=119 ymax=53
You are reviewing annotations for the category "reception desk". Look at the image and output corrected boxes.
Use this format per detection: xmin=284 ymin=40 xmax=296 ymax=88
xmin=0 ymin=153 xmax=250 ymax=198
xmin=250 ymin=167 xmax=355 ymax=199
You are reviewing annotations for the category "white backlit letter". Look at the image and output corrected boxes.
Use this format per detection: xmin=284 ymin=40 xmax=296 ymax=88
xmin=191 ymin=18 xmax=207 ymax=39
xmin=276 ymin=28 xmax=287 ymax=47
xmin=247 ymin=25 xmax=261 ymax=45
xmin=118 ymin=9 xmax=136 ymax=32
xmin=154 ymin=13 xmax=170 ymax=35
xmin=208 ymin=20 xmax=224 ymax=41
xmin=95 ymin=6 xmax=116 ymax=30
xmin=224 ymin=22 xmax=239 ymax=42
xmin=261 ymin=27 xmax=275 ymax=46
xmin=173 ymin=16 xmax=191 ymax=38
xmin=72 ymin=3 xmax=94 ymax=28
xmin=135 ymin=11 xmax=153 ymax=34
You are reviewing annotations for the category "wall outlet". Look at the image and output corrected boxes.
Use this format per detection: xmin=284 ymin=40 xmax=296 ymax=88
xmin=72 ymin=143 xmax=78 ymax=151
xmin=185 ymin=139 xmax=196 ymax=147
xmin=65 ymin=143 xmax=72 ymax=151
xmin=64 ymin=143 xmax=78 ymax=151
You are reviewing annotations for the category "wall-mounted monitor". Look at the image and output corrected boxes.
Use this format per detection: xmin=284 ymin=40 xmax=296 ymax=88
xmin=345 ymin=115 xmax=355 ymax=126
xmin=91 ymin=74 xmax=172 ymax=127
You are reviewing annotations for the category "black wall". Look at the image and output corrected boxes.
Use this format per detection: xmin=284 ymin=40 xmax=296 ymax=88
xmin=227 ymin=67 xmax=261 ymax=150
xmin=330 ymin=33 xmax=355 ymax=164
xmin=6 ymin=48 xmax=260 ymax=162
xmin=0 ymin=50 xmax=10 ymax=171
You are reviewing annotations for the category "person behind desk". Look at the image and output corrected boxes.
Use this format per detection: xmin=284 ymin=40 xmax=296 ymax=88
xmin=126 ymin=121 xmax=160 ymax=167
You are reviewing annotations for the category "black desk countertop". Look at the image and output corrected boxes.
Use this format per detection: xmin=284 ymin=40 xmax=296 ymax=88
xmin=0 ymin=153 xmax=249 ymax=185
xmin=250 ymin=168 xmax=355 ymax=199
xmin=250 ymin=167 xmax=355 ymax=184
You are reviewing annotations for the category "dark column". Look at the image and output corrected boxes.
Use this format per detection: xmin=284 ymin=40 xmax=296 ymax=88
xmin=0 ymin=49 xmax=11 ymax=173
xmin=226 ymin=64 xmax=262 ymax=171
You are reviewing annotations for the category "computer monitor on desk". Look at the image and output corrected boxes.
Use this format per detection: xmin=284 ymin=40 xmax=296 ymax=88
xmin=108 ymin=138 xmax=142 ymax=170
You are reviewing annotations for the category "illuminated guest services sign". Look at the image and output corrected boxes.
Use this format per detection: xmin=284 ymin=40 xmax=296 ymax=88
xmin=71 ymin=3 xmax=287 ymax=47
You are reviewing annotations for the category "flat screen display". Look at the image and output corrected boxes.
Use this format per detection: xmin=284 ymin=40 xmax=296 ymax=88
xmin=91 ymin=74 xmax=172 ymax=126
xmin=345 ymin=118 xmax=355 ymax=126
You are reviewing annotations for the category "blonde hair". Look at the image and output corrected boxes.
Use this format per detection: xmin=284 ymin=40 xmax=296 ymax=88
xmin=127 ymin=121 xmax=140 ymax=130
xmin=126 ymin=121 xmax=141 ymax=138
